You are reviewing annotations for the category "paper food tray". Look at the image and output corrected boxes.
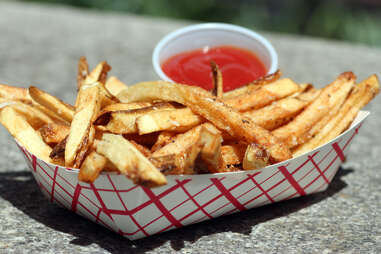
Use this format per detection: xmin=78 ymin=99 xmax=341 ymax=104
xmin=14 ymin=111 xmax=369 ymax=240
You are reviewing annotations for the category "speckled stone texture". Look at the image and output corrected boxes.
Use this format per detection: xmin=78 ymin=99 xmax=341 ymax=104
xmin=0 ymin=2 xmax=380 ymax=254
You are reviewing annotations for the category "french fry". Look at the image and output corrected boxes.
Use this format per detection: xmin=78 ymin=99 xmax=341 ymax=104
xmin=151 ymin=125 xmax=203 ymax=174
xmin=0 ymin=98 xmax=17 ymax=108
xmin=296 ymin=87 xmax=345 ymax=144
xmin=96 ymin=102 xmax=152 ymax=122
xmin=129 ymin=140 xmax=152 ymax=157
xmin=220 ymin=143 xmax=246 ymax=171
xmin=221 ymin=148 xmax=240 ymax=169
xmin=222 ymin=70 xmax=282 ymax=99
xmin=8 ymin=102 xmax=56 ymax=129
xmin=293 ymin=74 xmax=380 ymax=156
xmin=99 ymin=83 xmax=120 ymax=108
xmin=136 ymin=107 xmax=203 ymax=135
xmin=65 ymin=83 xmax=100 ymax=167
xmin=85 ymin=61 xmax=111 ymax=88
xmin=243 ymin=88 xmax=320 ymax=130
xmin=198 ymin=123 xmax=223 ymax=173
xmin=96 ymin=103 xmax=175 ymax=134
xmin=73 ymin=124 xmax=96 ymax=169
xmin=292 ymin=83 xmax=313 ymax=95
xmin=50 ymin=136 xmax=67 ymax=162
xmin=29 ymin=86 xmax=75 ymax=122
xmin=151 ymin=124 xmax=222 ymax=173
xmin=243 ymin=143 xmax=269 ymax=170
xmin=0 ymin=107 xmax=52 ymax=162
xmin=96 ymin=133 xmax=167 ymax=187
xmin=272 ymin=72 xmax=356 ymax=148
xmin=32 ymin=103 xmax=70 ymax=125
xmin=151 ymin=131 xmax=176 ymax=152
xmin=98 ymin=102 xmax=152 ymax=113
xmin=223 ymin=78 xmax=301 ymax=111
xmin=78 ymin=151 xmax=107 ymax=183
xmin=138 ymin=86 xmax=312 ymax=134
xmin=105 ymin=76 xmax=128 ymax=96
xmin=67 ymin=60 xmax=119 ymax=168
xmin=77 ymin=60 xmax=118 ymax=108
xmin=299 ymin=98 xmax=344 ymax=144
xmin=0 ymin=84 xmax=31 ymax=103
xmin=117 ymin=81 xmax=291 ymax=163
xmin=294 ymin=85 xmax=319 ymax=101
xmin=39 ymin=123 xmax=70 ymax=144
xmin=210 ymin=61 xmax=223 ymax=97
xmin=77 ymin=56 xmax=89 ymax=90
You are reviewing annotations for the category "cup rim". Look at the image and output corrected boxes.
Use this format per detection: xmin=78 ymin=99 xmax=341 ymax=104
xmin=152 ymin=22 xmax=278 ymax=82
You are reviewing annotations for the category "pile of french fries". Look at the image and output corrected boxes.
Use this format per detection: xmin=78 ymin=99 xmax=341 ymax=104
xmin=0 ymin=57 xmax=379 ymax=187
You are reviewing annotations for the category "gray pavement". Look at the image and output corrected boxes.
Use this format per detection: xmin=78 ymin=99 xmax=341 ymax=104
xmin=0 ymin=1 xmax=380 ymax=253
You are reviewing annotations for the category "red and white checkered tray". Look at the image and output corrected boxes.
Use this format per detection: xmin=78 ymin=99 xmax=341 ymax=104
xmin=15 ymin=111 xmax=369 ymax=240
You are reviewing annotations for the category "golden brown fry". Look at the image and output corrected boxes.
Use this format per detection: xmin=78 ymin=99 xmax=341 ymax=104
xmin=105 ymin=76 xmax=128 ymax=97
xmin=29 ymin=86 xmax=75 ymax=122
xmin=65 ymin=84 xmax=100 ymax=167
xmin=96 ymin=103 xmax=153 ymax=128
xmin=74 ymin=124 xmax=96 ymax=169
xmin=32 ymin=103 xmax=70 ymax=125
xmin=8 ymin=102 xmax=56 ymax=129
xmin=293 ymin=74 xmax=379 ymax=156
xmin=273 ymin=72 xmax=356 ymax=148
xmin=0 ymin=84 xmax=31 ymax=103
xmin=151 ymin=125 xmax=203 ymax=174
xmin=96 ymin=103 xmax=175 ymax=134
xmin=39 ymin=123 xmax=70 ymax=144
xmin=151 ymin=131 xmax=176 ymax=152
xmin=0 ymin=107 xmax=52 ymax=162
xmin=86 ymin=61 xmax=111 ymax=87
xmin=98 ymin=83 xmax=120 ymax=108
xmin=296 ymin=83 xmax=313 ymax=93
xmin=50 ymin=136 xmax=67 ymax=161
xmin=244 ymin=88 xmax=319 ymax=130
xmin=222 ymin=70 xmax=282 ymax=99
xmin=219 ymin=143 xmax=246 ymax=171
xmin=221 ymin=148 xmax=240 ymax=168
xmin=77 ymin=61 xmax=118 ymax=108
xmin=223 ymin=78 xmax=300 ymax=111
xmin=77 ymin=56 xmax=89 ymax=90
xmin=210 ymin=61 xmax=223 ymax=98
xmin=299 ymin=87 xmax=341 ymax=140
xmin=136 ymin=107 xmax=203 ymax=135
xmin=67 ymin=60 xmax=119 ymax=168
xmin=97 ymin=133 xmax=167 ymax=187
xmin=78 ymin=151 xmax=107 ymax=183
xmin=129 ymin=140 xmax=152 ymax=158
xmin=117 ymin=81 xmax=291 ymax=163
xmin=294 ymin=86 xmax=320 ymax=101
xmin=300 ymin=98 xmax=344 ymax=144
xmin=199 ymin=123 xmax=223 ymax=173
xmin=97 ymin=102 xmax=152 ymax=119
xmin=243 ymin=143 xmax=269 ymax=170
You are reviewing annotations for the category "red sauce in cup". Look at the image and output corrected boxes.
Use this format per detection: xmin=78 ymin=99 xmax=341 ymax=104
xmin=161 ymin=45 xmax=267 ymax=92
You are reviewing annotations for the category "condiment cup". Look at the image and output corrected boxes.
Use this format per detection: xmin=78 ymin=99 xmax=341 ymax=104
xmin=152 ymin=23 xmax=278 ymax=82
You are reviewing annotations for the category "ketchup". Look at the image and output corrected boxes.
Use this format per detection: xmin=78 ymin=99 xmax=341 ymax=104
xmin=161 ymin=45 xmax=267 ymax=92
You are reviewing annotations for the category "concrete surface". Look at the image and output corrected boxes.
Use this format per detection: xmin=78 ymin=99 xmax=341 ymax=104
xmin=0 ymin=2 xmax=380 ymax=253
